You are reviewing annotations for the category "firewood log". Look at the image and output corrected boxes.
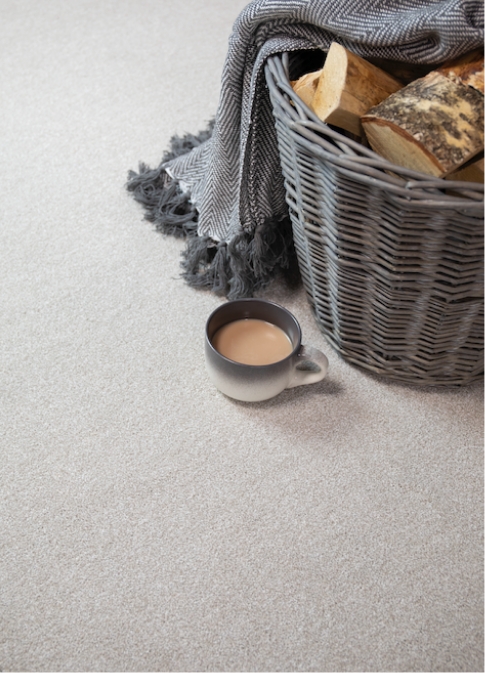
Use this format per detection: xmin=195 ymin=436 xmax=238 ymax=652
xmin=290 ymin=70 xmax=322 ymax=108
xmin=447 ymin=155 xmax=484 ymax=183
xmin=361 ymin=69 xmax=484 ymax=177
xmin=437 ymin=48 xmax=484 ymax=94
xmin=365 ymin=58 xmax=435 ymax=85
xmin=309 ymin=42 xmax=403 ymax=136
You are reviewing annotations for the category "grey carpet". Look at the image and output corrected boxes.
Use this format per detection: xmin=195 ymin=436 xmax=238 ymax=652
xmin=0 ymin=1 xmax=483 ymax=671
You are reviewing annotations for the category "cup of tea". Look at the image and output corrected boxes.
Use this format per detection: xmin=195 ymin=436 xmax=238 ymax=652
xmin=205 ymin=299 xmax=329 ymax=402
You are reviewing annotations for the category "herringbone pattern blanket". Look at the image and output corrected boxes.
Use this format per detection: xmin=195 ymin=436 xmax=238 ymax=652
xmin=127 ymin=0 xmax=483 ymax=298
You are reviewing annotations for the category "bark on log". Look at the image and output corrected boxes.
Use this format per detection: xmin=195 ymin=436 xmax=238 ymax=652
xmin=437 ymin=49 xmax=484 ymax=94
xmin=361 ymin=71 xmax=484 ymax=177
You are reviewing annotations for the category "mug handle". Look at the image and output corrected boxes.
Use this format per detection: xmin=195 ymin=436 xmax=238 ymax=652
xmin=286 ymin=345 xmax=329 ymax=388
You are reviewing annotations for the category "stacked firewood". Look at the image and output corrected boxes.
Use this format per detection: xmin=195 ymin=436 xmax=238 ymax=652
xmin=291 ymin=43 xmax=484 ymax=182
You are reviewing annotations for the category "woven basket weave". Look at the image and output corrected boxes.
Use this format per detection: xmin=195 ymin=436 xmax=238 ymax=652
xmin=265 ymin=52 xmax=484 ymax=386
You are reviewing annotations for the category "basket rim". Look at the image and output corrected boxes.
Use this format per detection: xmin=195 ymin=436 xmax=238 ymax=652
xmin=265 ymin=52 xmax=484 ymax=211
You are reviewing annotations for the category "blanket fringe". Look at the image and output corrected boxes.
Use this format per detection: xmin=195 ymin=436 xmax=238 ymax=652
xmin=126 ymin=122 xmax=214 ymax=237
xmin=126 ymin=164 xmax=198 ymax=238
xmin=181 ymin=218 xmax=300 ymax=299
xmin=126 ymin=122 xmax=300 ymax=299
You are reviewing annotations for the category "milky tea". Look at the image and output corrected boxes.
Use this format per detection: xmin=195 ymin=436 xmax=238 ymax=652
xmin=212 ymin=318 xmax=293 ymax=366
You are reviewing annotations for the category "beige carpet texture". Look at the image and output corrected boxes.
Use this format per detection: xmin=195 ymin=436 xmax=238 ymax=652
xmin=0 ymin=1 xmax=483 ymax=671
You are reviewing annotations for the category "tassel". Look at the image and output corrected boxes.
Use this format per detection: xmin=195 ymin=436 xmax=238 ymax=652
xmin=251 ymin=217 xmax=301 ymax=288
xmin=180 ymin=219 xmax=300 ymax=299
xmin=226 ymin=234 xmax=259 ymax=299
xmin=181 ymin=235 xmax=219 ymax=289
xmin=126 ymin=120 xmax=300 ymax=299
xmin=126 ymin=120 xmax=215 ymax=238
xmin=164 ymin=120 xmax=214 ymax=162
xmin=126 ymin=166 xmax=197 ymax=238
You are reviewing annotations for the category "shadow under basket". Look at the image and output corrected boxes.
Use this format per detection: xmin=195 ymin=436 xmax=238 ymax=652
xmin=265 ymin=52 xmax=484 ymax=386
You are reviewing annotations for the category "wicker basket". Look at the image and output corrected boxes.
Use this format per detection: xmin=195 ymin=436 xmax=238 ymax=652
xmin=265 ymin=52 xmax=484 ymax=386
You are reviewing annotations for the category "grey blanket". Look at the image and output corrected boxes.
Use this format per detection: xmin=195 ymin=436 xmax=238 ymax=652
xmin=127 ymin=0 xmax=484 ymax=298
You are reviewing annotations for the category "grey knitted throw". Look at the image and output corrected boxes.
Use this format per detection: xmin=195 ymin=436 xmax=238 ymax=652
xmin=127 ymin=0 xmax=484 ymax=299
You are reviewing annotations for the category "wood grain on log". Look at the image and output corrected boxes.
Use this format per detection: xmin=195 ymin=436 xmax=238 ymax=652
xmin=290 ymin=70 xmax=322 ymax=108
xmin=447 ymin=155 xmax=484 ymax=183
xmin=310 ymin=42 xmax=403 ymax=135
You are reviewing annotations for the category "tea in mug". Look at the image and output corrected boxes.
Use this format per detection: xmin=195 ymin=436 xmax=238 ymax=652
xmin=212 ymin=318 xmax=293 ymax=365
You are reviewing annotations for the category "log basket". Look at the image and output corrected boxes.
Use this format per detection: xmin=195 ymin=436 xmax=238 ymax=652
xmin=265 ymin=52 xmax=484 ymax=386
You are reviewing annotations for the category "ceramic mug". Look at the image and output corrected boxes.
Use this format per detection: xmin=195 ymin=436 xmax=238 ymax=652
xmin=205 ymin=299 xmax=329 ymax=402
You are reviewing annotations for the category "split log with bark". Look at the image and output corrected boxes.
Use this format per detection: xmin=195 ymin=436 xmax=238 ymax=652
xmin=291 ymin=42 xmax=403 ymax=136
xmin=361 ymin=53 xmax=484 ymax=177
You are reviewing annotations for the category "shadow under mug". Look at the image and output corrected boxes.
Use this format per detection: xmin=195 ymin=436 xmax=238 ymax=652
xmin=205 ymin=299 xmax=329 ymax=402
